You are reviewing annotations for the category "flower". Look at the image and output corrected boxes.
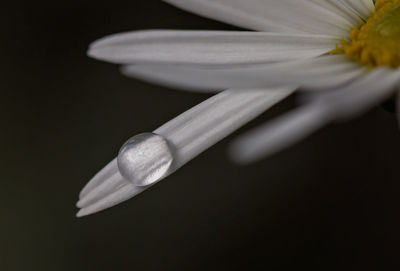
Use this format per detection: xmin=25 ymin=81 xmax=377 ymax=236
xmin=76 ymin=0 xmax=400 ymax=217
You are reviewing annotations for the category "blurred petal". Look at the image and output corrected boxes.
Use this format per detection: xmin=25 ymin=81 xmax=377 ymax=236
xmin=230 ymin=104 xmax=329 ymax=164
xmin=230 ymin=68 xmax=400 ymax=163
xmin=164 ymin=0 xmax=355 ymax=36
xmin=121 ymin=55 xmax=367 ymax=92
xmin=319 ymin=68 xmax=400 ymax=120
xmin=89 ymin=30 xmax=337 ymax=65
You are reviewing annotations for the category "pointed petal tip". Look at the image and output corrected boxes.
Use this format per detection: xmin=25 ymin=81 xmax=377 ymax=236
xmin=86 ymin=47 xmax=107 ymax=62
xmin=79 ymin=184 xmax=91 ymax=200
xmin=77 ymin=173 xmax=129 ymax=210
xmin=78 ymin=158 xmax=120 ymax=200
xmin=76 ymin=207 xmax=100 ymax=218
xmin=87 ymin=36 xmax=109 ymax=51
xmin=76 ymin=199 xmax=84 ymax=209
xmin=78 ymin=190 xmax=85 ymax=200
xmin=87 ymin=43 xmax=116 ymax=62
xmin=228 ymin=143 xmax=258 ymax=166
xmin=76 ymin=209 xmax=86 ymax=218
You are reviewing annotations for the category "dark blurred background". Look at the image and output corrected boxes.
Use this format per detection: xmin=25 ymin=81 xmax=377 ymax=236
xmin=1 ymin=2 xmax=399 ymax=270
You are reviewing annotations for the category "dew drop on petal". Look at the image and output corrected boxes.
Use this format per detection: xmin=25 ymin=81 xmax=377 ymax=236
xmin=117 ymin=133 xmax=174 ymax=187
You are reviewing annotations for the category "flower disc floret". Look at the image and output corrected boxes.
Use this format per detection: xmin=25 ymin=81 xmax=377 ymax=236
xmin=332 ymin=0 xmax=400 ymax=67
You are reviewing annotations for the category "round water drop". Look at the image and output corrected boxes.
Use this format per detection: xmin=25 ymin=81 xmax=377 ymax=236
xmin=117 ymin=133 xmax=174 ymax=186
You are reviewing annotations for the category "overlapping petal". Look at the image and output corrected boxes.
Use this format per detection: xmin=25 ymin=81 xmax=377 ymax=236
xmin=78 ymin=0 xmax=397 ymax=217
xmin=338 ymin=0 xmax=375 ymax=20
xmin=89 ymin=30 xmax=337 ymax=66
xmin=230 ymin=68 xmax=400 ymax=163
xmin=164 ymin=0 xmax=364 ymax=35
xmin=121 ymin=55 xmax=367 ymax=92
xmin=77 ymin=87 xmax=295 ymax=216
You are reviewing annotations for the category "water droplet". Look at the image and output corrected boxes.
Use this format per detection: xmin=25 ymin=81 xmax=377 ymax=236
xmin=117 ymin=133 xmax=174 ymax=186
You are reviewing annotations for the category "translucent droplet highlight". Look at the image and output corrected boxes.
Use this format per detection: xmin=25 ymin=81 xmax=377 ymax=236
xmin=117 ymin=133 xmax=174 ymax=186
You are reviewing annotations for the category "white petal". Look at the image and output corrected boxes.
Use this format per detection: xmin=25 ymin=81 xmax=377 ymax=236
xmin=310 ymin=0 xmax=376 ymax=23
xmin=338 ymin=0 xmax=375 ymax=20
xmin=230 ymin=68 xmax=400 ymax=163
xmin=121 ymin=55 xmax=367 ymax=92
xmin=77 ymin=87 xmax=295 ymax=216
xmin=89 ymin=30 xmax=337 ymax=66
xmin=77 ymin=182 xmax=146 ymax=217
xmin=319 ymin=68 xmax=400 ymax=120
xmin=79 ymin=158 xmax=118 ymax=199
xmin=230 ymin=104 xmax=329 ymax=164
xmin=164 ymin=0 xmax=354 ymax=36
xmin=77 ymin=166 xmax=128 ymax=208
xmin=154 ymin=88 xmax=296 ymax=166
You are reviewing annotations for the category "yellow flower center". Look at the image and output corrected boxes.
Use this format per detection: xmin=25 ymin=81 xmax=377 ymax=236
xmin=331 ymin=0 xmax=400 ymax=67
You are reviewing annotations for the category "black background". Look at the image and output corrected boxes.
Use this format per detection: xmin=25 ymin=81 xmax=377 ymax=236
xmin=2 ymin=1 xmax=399 ymax=270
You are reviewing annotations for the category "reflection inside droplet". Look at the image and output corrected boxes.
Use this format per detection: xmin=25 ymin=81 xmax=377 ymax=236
xmin=117 ymin=133 xmax=174 ymax=186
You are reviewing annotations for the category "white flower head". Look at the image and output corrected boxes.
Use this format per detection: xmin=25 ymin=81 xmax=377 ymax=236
xmin=76 ymin=0 xmax=400 ymax=217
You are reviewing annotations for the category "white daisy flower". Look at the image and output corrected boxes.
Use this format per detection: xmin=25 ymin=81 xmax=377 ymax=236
xmin=76 ymin=0 xmax=400 ymax=217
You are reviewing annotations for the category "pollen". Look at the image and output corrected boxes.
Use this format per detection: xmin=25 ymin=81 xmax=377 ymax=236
xmin=331 ymin=0 xmax=400 ymax=68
